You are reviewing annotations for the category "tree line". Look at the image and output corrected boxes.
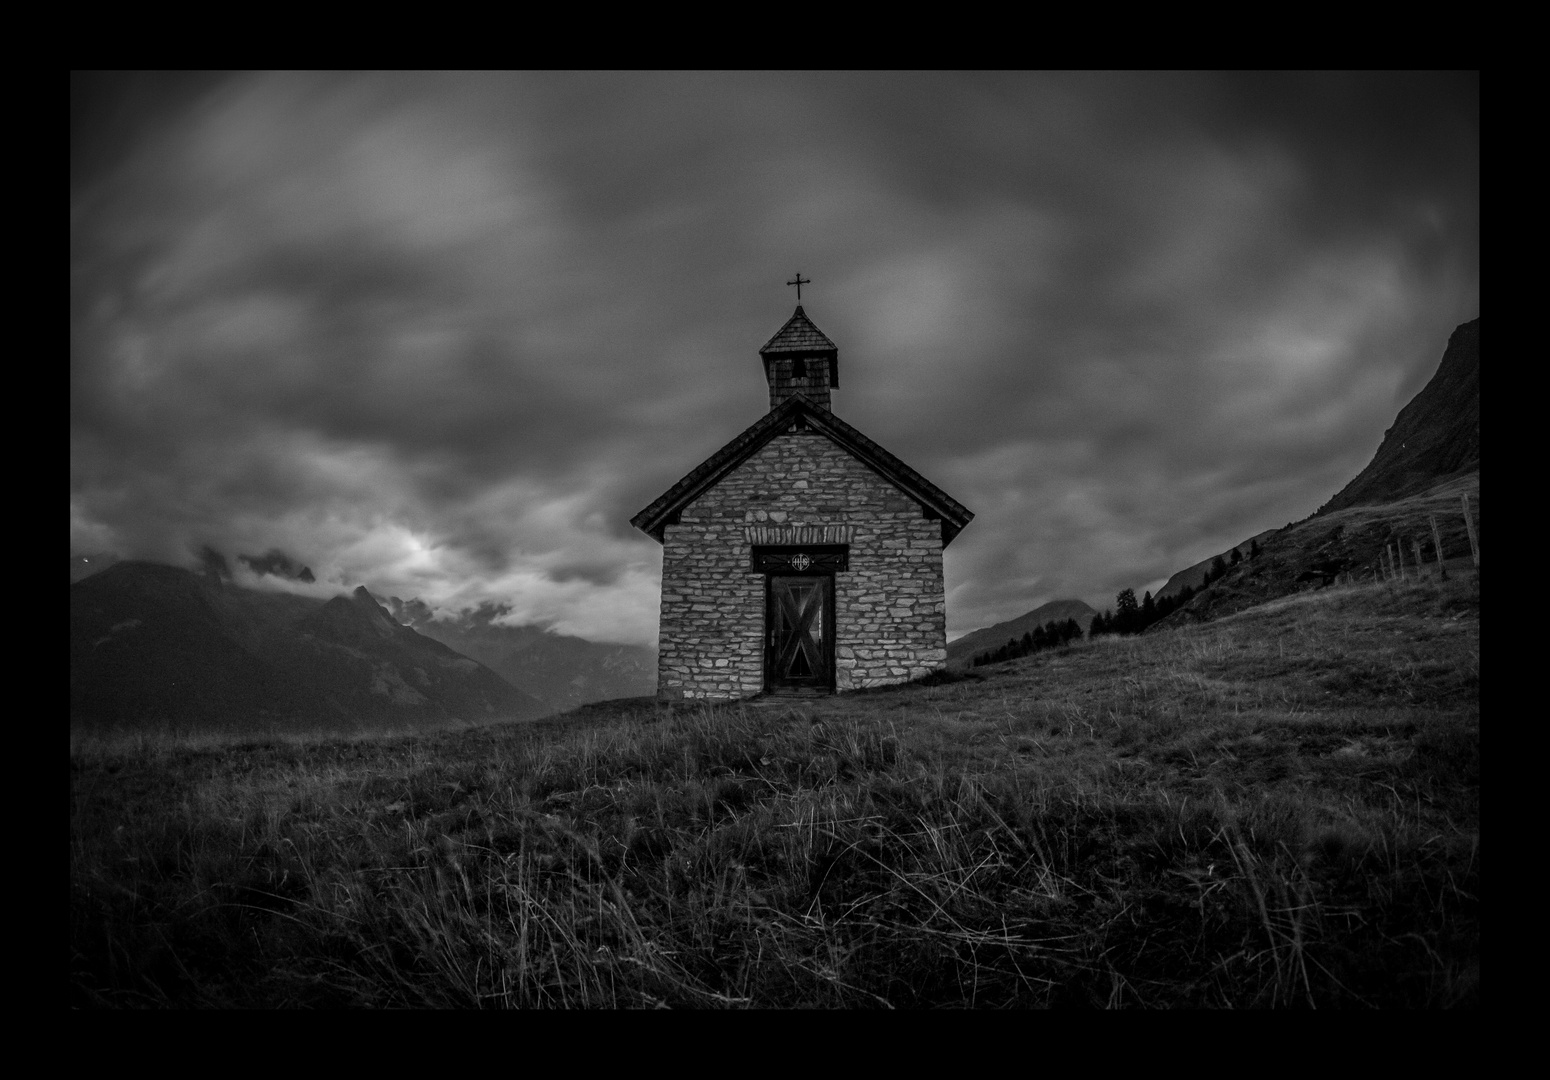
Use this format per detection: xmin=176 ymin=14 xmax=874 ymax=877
xmin=1089 ymin=583 xmax=1190 ymax=638
xmin=972 ymin=540 xmax=1259 ymax=667
xmin=971 ymin=617 xmax=1084 ymax=667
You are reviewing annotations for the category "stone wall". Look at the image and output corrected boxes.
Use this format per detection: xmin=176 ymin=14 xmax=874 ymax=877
xmin=658 ymin=427 xmax=946 ymax=700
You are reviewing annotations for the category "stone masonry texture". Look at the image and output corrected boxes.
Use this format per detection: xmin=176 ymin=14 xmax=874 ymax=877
xmin=657 ymin=427 xmax=947 ymax=700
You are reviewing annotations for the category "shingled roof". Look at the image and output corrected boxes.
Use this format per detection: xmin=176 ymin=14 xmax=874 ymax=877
xmin=759 ymin=306 xmax=838 ymax=355
xmin=630 ymin=393 xmax=974 ymax=548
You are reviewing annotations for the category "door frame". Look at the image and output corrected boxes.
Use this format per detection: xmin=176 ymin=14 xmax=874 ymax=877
xmin=763 ymin=572 xmax=837 ymax=695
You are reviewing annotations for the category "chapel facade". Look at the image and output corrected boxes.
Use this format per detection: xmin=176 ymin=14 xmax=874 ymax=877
xmin=631 ymin=301 xmax=973 ymax=700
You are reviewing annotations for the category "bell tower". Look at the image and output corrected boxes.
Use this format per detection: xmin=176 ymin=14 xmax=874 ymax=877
xmin=759 ymin=304 xmax=839 ymax=413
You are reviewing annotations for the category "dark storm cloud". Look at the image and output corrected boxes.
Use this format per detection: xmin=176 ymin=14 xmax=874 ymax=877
xmin=70 ymin=72 xmax=1478 ymax=643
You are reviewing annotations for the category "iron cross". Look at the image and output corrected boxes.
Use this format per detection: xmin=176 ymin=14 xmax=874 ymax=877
xmin=787 ymin=273 xmax=811 ymax=301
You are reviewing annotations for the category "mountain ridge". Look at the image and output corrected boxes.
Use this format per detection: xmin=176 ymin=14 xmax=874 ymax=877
xmin=383 ymin=598 xmax=655 ymax=712
xmin=71 ymin=562 xmax=545 ymax=732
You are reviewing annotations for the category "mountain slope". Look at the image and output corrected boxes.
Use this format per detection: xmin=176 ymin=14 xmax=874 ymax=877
xmin=947 ymin=599 xmax=1098 ymax=667
xmin=384 ymin=600 xmax=655 ymax=711
xmin=71 ymin=563 xmax=544 ymax=731
xmin=1152 ymin=471 xmax=1478 ymax=631
xmin=71 ymin=562 xmax=309 ymax=729
xmin=1147 ymin=317 xmax=1481 ymax=630
xmin=277 ymin=587 xmax=546 ymax=725
xmin=1156 ymin=530 xmax=1280 ymax=601
xmin=71 ymin=553 xmax=121 ymax=584
xmin=1318 ymin=318 xmax=1479 ymax=515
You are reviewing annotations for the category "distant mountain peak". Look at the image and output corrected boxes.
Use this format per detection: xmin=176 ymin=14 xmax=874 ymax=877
xmin=348 ymin=585 xmax=398 ymax=621
xmin=237 ymin=548 xmax=315 ymax=583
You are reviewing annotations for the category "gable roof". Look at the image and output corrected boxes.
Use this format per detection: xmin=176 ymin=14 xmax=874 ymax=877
xmin=630 ymin=394 xmax=974 ymax=547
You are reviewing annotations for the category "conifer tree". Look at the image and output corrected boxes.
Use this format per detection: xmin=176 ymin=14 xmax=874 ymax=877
xmin=1230 ymin=547 xmax=1242 ymax=566
xmin=1115 ymin=588 xmax=1138 ymax=634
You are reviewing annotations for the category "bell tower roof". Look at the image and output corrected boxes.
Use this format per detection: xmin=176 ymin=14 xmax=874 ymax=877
xmin=759 ymin=305 xmax=838 ymax=358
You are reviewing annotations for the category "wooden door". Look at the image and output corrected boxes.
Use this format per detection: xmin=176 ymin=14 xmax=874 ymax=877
xmin=766 ymin=575 xmax=833 ymax=693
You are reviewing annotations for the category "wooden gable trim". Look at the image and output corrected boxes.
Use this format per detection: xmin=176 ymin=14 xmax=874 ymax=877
xmin=630 ymin=394 xmax=974 ymax=547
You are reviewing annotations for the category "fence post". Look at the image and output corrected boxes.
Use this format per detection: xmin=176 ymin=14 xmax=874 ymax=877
xmin=1413 ymin=538 xmax=1425 ymax=580
xmin=1429 ymin=514 xmax=1447 ymax=580
xmin=1461 ymin=493 xmax=1479 ymax=567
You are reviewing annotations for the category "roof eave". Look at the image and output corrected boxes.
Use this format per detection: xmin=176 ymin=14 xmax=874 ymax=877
xmin=799 ymin=405 xmax=975 ymax=546
xmin=630 ymin=401 xmax=802 ymax=542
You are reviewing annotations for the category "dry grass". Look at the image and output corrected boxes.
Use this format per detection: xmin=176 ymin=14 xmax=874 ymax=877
xmin=70 ymin=575 xmax=1478 ymax=1008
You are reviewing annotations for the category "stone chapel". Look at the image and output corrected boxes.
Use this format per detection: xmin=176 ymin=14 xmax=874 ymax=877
xmin=631 ymin=298 xmax=973 ymax=700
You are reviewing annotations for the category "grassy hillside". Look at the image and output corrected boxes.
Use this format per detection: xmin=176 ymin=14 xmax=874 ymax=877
xmin=71 ymin=573 xmax=1478 ymax=1008
xmin=1156 ymin=529 xmax=1279 ymax=601
xmin=1158 ymin=472 xmax=1478 ymax=630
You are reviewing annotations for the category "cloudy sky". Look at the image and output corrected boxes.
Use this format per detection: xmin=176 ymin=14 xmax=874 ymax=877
xmin=71 ymin=71 xmax=1479 ymax=646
